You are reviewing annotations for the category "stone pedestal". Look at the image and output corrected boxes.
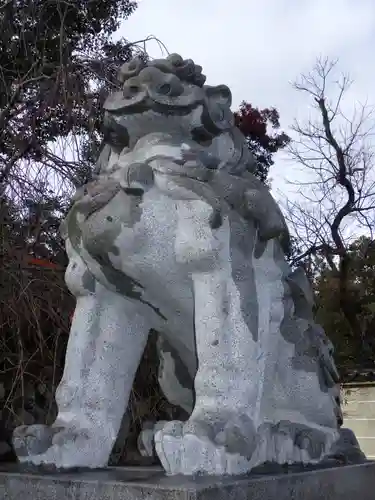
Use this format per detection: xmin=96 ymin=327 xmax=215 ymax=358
xmin=0 ymin=463 xmax=374 ymax=500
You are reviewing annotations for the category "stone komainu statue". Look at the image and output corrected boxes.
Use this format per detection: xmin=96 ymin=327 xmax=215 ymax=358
xmin=13 ymin=54 xmax=364 ymax=475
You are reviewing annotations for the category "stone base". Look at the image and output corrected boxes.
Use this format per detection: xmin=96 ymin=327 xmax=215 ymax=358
xmin=0 ymin=462 xmax=374 ymax=500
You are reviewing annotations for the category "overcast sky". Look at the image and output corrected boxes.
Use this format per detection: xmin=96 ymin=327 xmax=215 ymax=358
xmin=117 ymin=0 xmax=375 ymax=201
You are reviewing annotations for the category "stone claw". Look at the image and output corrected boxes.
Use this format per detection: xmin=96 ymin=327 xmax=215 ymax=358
xmin=13 ymin=425 xmax=53 ymax=458
xmin=12 ymin=424 xmax=110 ymax=469
xmin=154 ymin=415 xmax=257 ymax=475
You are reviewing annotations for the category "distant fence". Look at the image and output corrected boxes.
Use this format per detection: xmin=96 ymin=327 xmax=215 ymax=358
xmin=342 ymin=383 xmax=375 ymax=459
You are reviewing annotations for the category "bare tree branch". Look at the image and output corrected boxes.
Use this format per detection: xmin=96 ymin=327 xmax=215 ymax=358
xmin=283 ymin=57 xmax=375 ymax=344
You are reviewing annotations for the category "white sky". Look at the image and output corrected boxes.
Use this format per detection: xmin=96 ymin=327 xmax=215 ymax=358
xmin=117 ymin=0 xmax=375 ymax=202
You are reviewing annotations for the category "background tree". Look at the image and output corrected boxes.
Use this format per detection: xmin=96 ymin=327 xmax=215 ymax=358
xmin=234 ymin=102 xmax=291 ymax=183
xmin=0 ymin=0 xmax=140 ymax=202
xmin=314 ymin=236 xmax=375 ymax=370
xmin=0 ymin=192 xmax=73 ymax=460
xmin=284 ymin=57 xmax=375 ymax=369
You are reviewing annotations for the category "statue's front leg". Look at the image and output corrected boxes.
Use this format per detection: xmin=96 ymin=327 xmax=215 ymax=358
xmin=155 ymin=203 xmax=263 ymax=474
xmin=13 ymin=245 xmax=151 ymax=469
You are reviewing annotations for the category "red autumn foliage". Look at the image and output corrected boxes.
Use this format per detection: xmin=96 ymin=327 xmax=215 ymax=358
xmin=234 ymin=102 xmax=291 ymax=183
xmin=26 ymin=257 xmax=60 ymax=269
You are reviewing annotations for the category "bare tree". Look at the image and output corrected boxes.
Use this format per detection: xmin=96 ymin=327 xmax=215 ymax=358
xmin=0 ymin=1 xmax=167 ymax=209
xmin=284 ymin=57 xmax=375 ymax=345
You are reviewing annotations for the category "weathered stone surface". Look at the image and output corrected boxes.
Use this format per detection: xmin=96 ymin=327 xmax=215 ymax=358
xmin=12 ymin=53 xmax=364 ymax=475
xmin=0 ymin=463 xmax=374 ymax=500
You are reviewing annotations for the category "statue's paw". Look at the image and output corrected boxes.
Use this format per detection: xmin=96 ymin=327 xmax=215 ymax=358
xmin=154 ymin=416 xmax=337 ymax=475
xmin=268 ymin=421 xmax=336 ymax=464
xmin=154 ymin=418 xmax=255 ymax=475
xmin=325 ymin=427 xmax=366 ymax=464
xmin=137 ymin=420 xmax=169 ymax=458
xmin=13 ymin=424 xmax=55 ymax=458
xmin=293 ymin=427 xmax=327 ymax=461
xmin=13 ymin=425 xmax=108 ymax=469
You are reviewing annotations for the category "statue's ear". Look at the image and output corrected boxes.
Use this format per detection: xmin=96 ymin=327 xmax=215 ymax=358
xmin=194 ymin=85 xmax=234 ymax=140
xmin=204 ymin=85 xmax=232 ymax=107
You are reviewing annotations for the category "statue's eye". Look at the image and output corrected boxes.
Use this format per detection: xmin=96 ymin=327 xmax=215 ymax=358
xmin=157 ymin=76 xmax=183 ymax=97
xmin=159 ymin=83 xmax=171 ymax=95
xmin=123 ymin=84 xmax=140 ymax=99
